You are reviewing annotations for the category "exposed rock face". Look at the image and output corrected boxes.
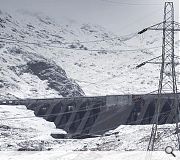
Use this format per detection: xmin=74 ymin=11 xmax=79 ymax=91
xmin=26 ymin=61 xmax=84 ymax=97
xmin=0 ymin=45 xmax=85 ymax=99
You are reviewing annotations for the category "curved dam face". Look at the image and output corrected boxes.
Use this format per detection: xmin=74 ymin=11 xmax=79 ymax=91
xmin=0 ymin=93 xmax=179 ymax=136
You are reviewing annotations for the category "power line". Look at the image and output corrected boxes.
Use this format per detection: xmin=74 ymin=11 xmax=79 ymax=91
xmin=0 ymin=37 xmax=161 ymax=52
xmin=0 ymin=7 xmax=165 ymax=55
xmin=0 ymin=34 xmax=171 ymax=96
xmin=0 ymin=32 xmax=138 ymax=46
xmin=0 ymin=90 xmax=166 ymax=122
xmin=0 ymin=7 xmax=172 ymax=99
xmin=0 ymin=87 xmax=160 ymax=121
xmin=80 ymin=54 xmax=180 ymax=89
xmin=88 ymin=95 xmax=180 ymax=137
xmin=0 ymin=96 xmax=134 ymax=120
xmin=0 ymin=103 xmax=177 ymax=138
xmin=81 ymin=60 xmax=159 ymax=88
xmin=62 ymin=107 xmax=173 ymax=136
xmin=0 ymin=104 xmax=106 ymax=121
xmin=61 ymin=8 xmax=163 ymax=45
xmin=0 ymin=8 xmax=163 ymax=47
xmin=60 ymin=33 xmax=137 ymax=45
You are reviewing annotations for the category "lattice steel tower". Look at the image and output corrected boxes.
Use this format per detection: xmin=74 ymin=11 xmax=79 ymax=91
xmin=138 ymin=2 xmax=180 ymax=151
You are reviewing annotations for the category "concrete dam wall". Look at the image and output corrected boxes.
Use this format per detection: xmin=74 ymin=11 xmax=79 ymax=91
xmin=0 ymin=93 xmax=179 ymax=136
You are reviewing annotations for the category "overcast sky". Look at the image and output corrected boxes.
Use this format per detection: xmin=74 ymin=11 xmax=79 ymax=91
xmin=0 ymin=0 xmax=179 ymax=34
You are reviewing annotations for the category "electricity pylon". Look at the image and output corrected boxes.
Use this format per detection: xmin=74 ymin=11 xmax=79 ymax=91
xmin=138 ymin=2 xmax=180 ymax=151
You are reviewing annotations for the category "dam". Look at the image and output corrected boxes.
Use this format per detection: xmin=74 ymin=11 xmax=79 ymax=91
xmin=0 ymin=93 xmax=179 ymax=137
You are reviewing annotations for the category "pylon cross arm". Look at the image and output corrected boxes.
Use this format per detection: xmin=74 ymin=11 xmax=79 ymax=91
xmin=138 ymin=21 xmax=180 ymax=34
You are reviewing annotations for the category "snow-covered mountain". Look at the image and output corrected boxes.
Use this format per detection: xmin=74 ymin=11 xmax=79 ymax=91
xmin=0 ymin=10 xmax=180 ymax=154
xmin=0 ymin=10 xmax=179 ymax=99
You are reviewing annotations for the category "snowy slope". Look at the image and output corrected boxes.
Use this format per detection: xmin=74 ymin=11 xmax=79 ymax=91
xmin=0 ymin=10 xmax=179 ymax=98
xmin=0 ymin=105 xmax=66 ymax=151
